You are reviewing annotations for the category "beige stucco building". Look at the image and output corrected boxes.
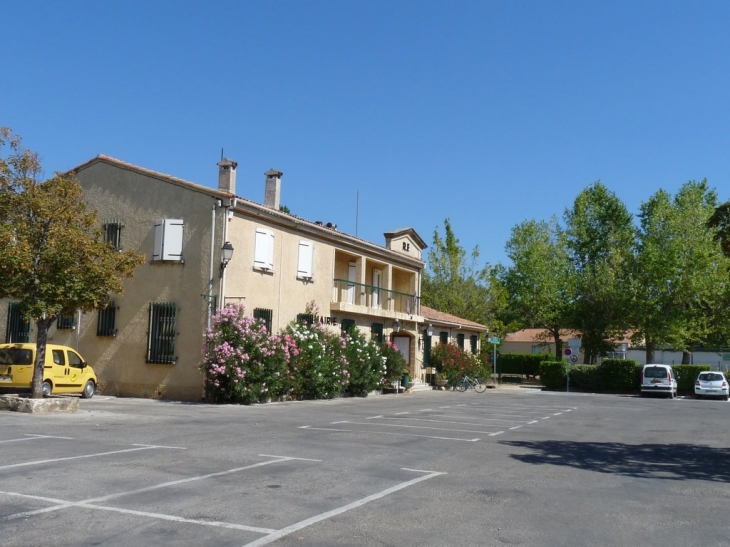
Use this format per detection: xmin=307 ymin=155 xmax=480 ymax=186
xmin=1 ymin=155 xmax=440 ymax=400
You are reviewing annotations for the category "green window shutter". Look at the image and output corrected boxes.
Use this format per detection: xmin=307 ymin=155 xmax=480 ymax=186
xmin=470 ymin=335 xmax=478 ymax=354
xmin=341 ymin=319 xmax=355 ymax=335
xmin=254 ymin=308 xmax=273 ymax=333
xmin=147 ymin=302 xmax=177 ymax=364
xmin=457 ymin=333 xmax=465 ymax=349
xmin=297 ymin=313 xmax=315 ymax=325
xmin=97 ymin=302 xmax=117 ymax=337
xmin=371 ymin=323 xmax=384 ymax=343
xmin=6 ymin=302 xmax=30 ymax=343
xmin=57 ymin=313 xmax=75 ymax=330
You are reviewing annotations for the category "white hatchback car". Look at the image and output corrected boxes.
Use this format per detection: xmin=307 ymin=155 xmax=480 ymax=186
xmin=694 ymin=371 xmax=729 ymax=400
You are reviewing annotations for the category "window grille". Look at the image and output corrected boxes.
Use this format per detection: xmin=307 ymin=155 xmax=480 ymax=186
xmin=254 ymin=308 xmax=273 ymax=333
xmin=341 ymin=319 xmax=356 ymax=335
xmin=57 ymin=313 xmax=75 ymax=330
xmin=97 ymin=302 xmax=117 ymax=337
xmin=147 ymin=302 xmax=177 ymax=364
xmin=5 ymin=302 xmax=30 ymax=343
xmin=371 ymin=323 xmax=383 ymax=343
xmin=103 ymin=221 xmax=123 ymax=250
xmin=297 ymin=313 xmax=315 ymax=325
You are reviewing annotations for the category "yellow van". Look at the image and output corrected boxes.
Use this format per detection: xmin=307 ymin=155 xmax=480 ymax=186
xmin=0 ymin=343 xmax=97 ymax=398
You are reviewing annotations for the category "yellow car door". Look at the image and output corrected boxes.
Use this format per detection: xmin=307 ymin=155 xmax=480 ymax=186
xmin=66 ymin=349 xmax=86 ymax=392
xmin=49 ymin=348 xmax=70 ymax=393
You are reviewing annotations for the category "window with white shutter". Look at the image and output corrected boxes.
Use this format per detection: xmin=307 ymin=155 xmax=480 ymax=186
xmin=152 ymin=219 xmax=184 ymax=262
xmin=297 ymin=240 xmax=314 ymax=279
xmin=254 ymin=228 xmax=274 ymax=270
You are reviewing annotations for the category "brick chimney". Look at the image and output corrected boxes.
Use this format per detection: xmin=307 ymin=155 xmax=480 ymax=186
xmin=264 ymin=168 xmax=283 ymax=209
xmin=217 ymin=158 xmax=238 ymax=194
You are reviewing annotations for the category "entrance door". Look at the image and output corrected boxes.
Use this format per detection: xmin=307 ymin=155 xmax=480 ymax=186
xmin=372 ymin=269 xmax=382 ymax=309
xmin=393 ymin=336 xmax=410 ymax=372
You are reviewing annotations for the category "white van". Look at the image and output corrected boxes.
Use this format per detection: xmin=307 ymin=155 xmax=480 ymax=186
xmin=640 ymin=364 xmax=678 ymax=398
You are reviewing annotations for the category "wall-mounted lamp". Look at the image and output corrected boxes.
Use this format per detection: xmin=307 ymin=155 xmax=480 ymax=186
xmin=425 ymin=324 xmax=434 ymax=337
xmin=220 ymin=241 xmax=234 ymax=276
xmin=392 ymin=319 xmax=402 ymax=333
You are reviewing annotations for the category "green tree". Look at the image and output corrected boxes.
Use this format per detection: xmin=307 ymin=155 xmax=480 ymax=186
xmin=421 ymin=219 xmax=492 ymax=326
xmin=500 ymin=217 xmax=573 ymax=360
xmin=0 ymin=128 xmax=145 ymax=398
xmin=708 ymin=199 xmax=730 ymax=257
xmin=634 ymin=180 xmax=729 ymax=362
xmin=565 ymin=182 xmax=635 ymax=363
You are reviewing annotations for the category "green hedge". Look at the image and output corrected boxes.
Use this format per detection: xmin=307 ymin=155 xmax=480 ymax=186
xmin=671 ymin=364 xmax=712 ymax=393
xmin=499 ymin=353 xmax=552 ymax=376
xmin=601 ymin=359 xmax=640 ymax=391
xmin=568 ymin=365 xmax=601 ymax=391
xmin=539 ymin=361 xmax=567 ymax=389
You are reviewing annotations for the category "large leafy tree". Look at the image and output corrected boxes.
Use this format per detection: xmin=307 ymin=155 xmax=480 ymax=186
xmin=634 ymin=180 xmax=730 ymax=362
xmin=500 ymin=217 xmax=573 ymax=360
xmin=564 ymin=182 xmax=635 ymax=363
xmin=0 ymin=128 xmax=145 ymax=398
xmin=708 ymin=199 xmax=730 ymax=257
xmin=421 ymin=219 xmax=493 ymax=326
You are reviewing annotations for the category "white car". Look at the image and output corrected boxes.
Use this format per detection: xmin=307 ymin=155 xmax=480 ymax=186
xmin=694 ymin=372 xmax=729 ymax=400
xmin=640 ymin=364 xmax=678 ymax=398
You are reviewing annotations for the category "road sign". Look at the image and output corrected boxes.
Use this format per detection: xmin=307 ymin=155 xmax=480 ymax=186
xmin=570 ymin=355 xmax=578 ymax=363
xmin=568 ymin=337 xmax=581 ymax=349
xmin=489 ymin=337 xmax=500 ymax=344
xmin=564 ymin=348 xmax=572 ymax=356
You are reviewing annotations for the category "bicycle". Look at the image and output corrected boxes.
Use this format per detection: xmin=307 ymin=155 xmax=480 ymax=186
xmin=455 ymin=374 xmax=487 ymax=393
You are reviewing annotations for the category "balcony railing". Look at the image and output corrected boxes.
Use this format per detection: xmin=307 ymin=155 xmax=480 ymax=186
xmin=333 ymin=279 xmax=419 ymax=315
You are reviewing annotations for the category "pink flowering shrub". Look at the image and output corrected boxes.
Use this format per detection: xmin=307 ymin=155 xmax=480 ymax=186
xmin=430 ymin=343 xmax=489 ymax=386
xmin=200 ymin=305 xmax=295 ymax=404
xmin=381 ymin=340 xmax=408 ymax=385
xmin=342 ymin=328 xmax=383 ymax=396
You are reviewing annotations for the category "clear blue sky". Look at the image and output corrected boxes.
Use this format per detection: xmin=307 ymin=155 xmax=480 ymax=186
xmin=4 ymin=1 xmax=729 ymax=268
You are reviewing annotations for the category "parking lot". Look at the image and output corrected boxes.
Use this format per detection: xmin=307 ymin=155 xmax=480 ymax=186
xmin=2 ymin=388 xmax=730 ymax=546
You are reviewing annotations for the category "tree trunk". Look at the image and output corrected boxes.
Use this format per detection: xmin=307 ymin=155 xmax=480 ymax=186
xmin=682 ymin=351 xmax=691 ymax=364
xmin=30 ymin=317 xmax=55 ymax=399
xmin=645 ymin=340 xmax=654 ymax=364
xmin=553 ymin=329 xmax=563 ymax=361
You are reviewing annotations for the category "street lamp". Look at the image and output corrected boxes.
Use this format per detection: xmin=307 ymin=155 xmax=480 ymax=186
xmin=425 ymin=324 xmax=434 ymax=337
xmin=392 ymin=319 xmax=402 ymax=333
xmin=220 ymin=241 xmax=234 ymax=276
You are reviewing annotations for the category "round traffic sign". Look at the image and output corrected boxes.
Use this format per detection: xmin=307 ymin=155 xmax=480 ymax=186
xmin=564 ymin=348 xmax=572 ymax=356
xmin=570 ymin=355 xmax=579 ymax=363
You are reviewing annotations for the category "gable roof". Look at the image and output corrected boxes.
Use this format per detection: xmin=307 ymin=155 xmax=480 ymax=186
xmin=504 ymin=328 xmax=633 ymax=345
xmin=420 ymin=305 xmax=488 ymax=332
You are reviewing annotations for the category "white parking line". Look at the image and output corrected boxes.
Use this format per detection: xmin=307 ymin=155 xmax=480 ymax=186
xmin=240 ymin=469 xmax=446 ymax=547
xmin=488 ymin=431 xmax=505 ymax=437
xmin=333 ymin=420 xmax=493 ymax=435
xmin=366 ymin=415 xmax=383 ymax=419
xmin=0 ymin=434 xmax=73 ymax=443
xmin=0 ymin=446 xmax=161 ymax=471
xmin=508 ymin=426 xmax=523 ymax=430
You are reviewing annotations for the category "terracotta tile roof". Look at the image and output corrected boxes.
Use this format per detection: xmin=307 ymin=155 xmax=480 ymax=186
xmin=420 ymin=305 xmax=489 ymax=332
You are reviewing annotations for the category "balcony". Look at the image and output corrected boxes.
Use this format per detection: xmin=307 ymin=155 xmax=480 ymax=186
xmin=331 ymin=279 xmax=421 ymax=320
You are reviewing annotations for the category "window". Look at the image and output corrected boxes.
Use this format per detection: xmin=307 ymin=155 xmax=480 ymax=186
xmin=5 ymin=302 xmax=29 ymax=343
xmin=97 ymin=301 xmax=117 ymax=337
xmin=147 ymin=302 xmax=177 ymax=364
xmin=439 ymin=331 xmax=448 ymax=345
xmin=68 ymin=350 xmax=84 ymax=368
xmin=341 ymin=319 xmax=356 ymax=335
xmin=457 ymin=333 xmax=465 ymax=349
xmin=57 ymin=313 xmax=75 ymax=330
xmin=254 ymin=228 xmax=274 ymax=270
xmin=254 ymin=308 xmax=273 ymax=333
xmin=52 ymin=349 xmax=65 ymax=365
xmin=103 ymin=221 xmax=123 ymax=250
xmin=297 ymin=313 xmax=315 ymax=325
xmin=297 ymin=240 xmax=314 ymax=279
xmin=423 ymin=332 xmax=432 ymax=367
xmin=531 ymin=345 xmax=543 ymax=354
xmin=371 ymin=323 xmax=383 ymax=343
xmin=470 ymin=335 xmax=478 ymax=354
xmin=152 ymin=219 xmax=184 ymax=262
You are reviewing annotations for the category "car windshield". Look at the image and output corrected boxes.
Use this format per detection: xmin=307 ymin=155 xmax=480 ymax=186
xmin=644 ymin=367 xmax=668 ymax=379
xmin=699 ymin=373 xmax=724 ymax=382
xmin=0 ymin=348 xmax=33 ymax=365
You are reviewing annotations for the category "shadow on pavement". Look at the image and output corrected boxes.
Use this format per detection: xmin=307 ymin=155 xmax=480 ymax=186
xmin=501 ymin=440 xmax=730 ymax=482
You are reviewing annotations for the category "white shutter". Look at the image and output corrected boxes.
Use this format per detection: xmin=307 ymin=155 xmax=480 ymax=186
xmin=297 ymin=240 xmax=314 ymax=278
xmin=162 ymin=219 xmax=184 ymax=261
xmin=153 ymin=219 xmax=184 ymax=262
xmin=254 ymin=228 xmax=274 ymax=270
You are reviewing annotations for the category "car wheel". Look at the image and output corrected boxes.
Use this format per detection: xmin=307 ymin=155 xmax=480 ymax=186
xmin=725 ymin=394 xmax=729 ymax=401
xmin=42 ymin=381 xmax=52 ymax=397
xmin=81 ymin=380 xmax=95 ymax=399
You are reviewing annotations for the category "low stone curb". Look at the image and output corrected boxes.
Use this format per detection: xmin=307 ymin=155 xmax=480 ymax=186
xmin=0 ymin=394 xmax=79 ymax=413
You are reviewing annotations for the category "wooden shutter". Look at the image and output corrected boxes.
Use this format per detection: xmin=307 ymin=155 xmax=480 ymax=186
xmin=254 ymin=228 xmax=274 ymax=270
xmin=297 ymin=240 xmax=314 ymax=278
